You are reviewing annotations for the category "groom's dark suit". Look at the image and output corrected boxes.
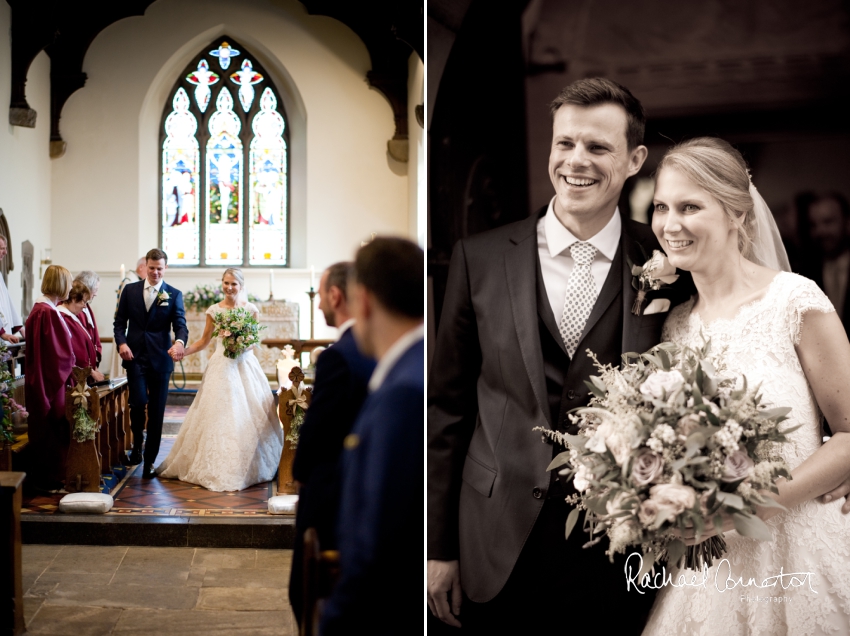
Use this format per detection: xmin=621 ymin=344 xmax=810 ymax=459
xmin=428 ymin=208 xmax=692 ymax=632
xmin=113 ymin=280 xmax=188 ymax=466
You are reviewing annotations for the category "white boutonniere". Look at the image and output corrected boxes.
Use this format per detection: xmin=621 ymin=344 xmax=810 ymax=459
xmin=631 ymin=250 xmax=679 ymax=315
xmin=157 ymin=290 xmax=170 ymax=306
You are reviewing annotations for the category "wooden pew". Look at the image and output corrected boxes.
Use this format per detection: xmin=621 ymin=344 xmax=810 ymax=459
xmin=0 ymin=471 xmax=25 ymax=636
xmin=277 ymin=367 xmax=312 ymax=495
xmin=64 ymin=370 xmax=130 ymax=493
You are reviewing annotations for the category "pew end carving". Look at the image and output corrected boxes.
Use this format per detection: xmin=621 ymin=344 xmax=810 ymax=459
xmin=277 ymin=366 xmax=311 ymax=495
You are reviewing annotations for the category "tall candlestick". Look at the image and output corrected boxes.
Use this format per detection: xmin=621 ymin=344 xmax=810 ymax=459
xmin=310 ymin=265 xmax=315 ymax=290
xmin=268 ymin=268 xmax=275 ymax=301
xmin=120 ymin=264 xmax=125 ymax=281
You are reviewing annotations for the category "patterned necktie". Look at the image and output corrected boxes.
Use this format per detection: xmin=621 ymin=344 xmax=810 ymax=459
xmin=558 ymin=242 xmax=598 ymax=358
xmin=145 ymin=285 xmax=156 ymax=311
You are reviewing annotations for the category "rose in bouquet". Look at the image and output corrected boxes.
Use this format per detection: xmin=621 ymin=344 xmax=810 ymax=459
xmin=211 ymin=307 xmax=266 ymax=359
xmin=536 ymin=339 xmax=798 ymax=574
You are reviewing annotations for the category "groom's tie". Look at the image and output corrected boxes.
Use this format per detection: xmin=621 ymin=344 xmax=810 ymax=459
xmin=145 ymin=285 xmax=157 ymax=311
xmin=558 ymin=241 xmax=597 ymax=358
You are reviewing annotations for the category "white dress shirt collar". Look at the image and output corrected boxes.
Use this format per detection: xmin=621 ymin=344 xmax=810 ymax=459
xmin=368 ymin=323 xmax=424 ymax=392
xmin=337 ymin=318 xmax=356 ymax=340
xmin=145 ymin=279 xmax=165 ymax=293
xmin=544 ymin=197 xmax=621 ymax=261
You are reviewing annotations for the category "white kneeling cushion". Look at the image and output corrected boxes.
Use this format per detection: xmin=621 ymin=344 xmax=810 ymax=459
xmin=59 ymin=492 xmax=114 ymax=514
xmin=268 ymin=494 xmax=298 ymax=515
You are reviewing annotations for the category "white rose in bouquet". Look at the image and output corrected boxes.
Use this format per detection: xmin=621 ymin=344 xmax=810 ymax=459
xmin=639 ymin=370 xmax=685 ymax=400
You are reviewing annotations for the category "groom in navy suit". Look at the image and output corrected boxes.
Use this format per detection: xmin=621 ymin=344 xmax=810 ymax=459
xmin=113 ymin=248 xmax=188 ymax=478
xmin=320 ymin=237 xmax=424 ymax=635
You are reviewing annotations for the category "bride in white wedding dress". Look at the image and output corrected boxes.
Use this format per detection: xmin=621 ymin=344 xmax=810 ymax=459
xmin=156 ymin=268 xmax=283 ymax=491
xmin=642 ymin=138 xmax=850 ymax=635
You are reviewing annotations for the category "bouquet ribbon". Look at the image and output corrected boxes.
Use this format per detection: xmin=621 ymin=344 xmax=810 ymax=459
xmin=287 ymin=383 xmax=309 ymax=411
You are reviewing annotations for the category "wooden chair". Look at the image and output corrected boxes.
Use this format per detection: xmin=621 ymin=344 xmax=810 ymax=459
xmin=277 ymin=367 xmax=312 ymax=495
xmin=301 ymin=527 xmax=340 ymax=636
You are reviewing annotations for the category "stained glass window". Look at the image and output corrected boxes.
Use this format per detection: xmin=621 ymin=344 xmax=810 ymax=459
xmin=160 ymin=37 xmax=289 ymax=267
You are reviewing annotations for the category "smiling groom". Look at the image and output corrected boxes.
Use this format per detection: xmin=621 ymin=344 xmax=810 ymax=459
xmin=114 ymin=248 xmax=188 ymax=478
xmin=427 ymin=78 xmax=693 ymax=633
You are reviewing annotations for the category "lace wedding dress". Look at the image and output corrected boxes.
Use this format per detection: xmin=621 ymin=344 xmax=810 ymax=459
xmin=642 ymin=272 xmax=850 ymax=635
xmin=157 ymin=302 xmax=283 ymax=491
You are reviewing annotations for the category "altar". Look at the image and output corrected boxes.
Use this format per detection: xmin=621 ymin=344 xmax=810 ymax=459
xmin=180 ymin=299 xmax=300 ymax=378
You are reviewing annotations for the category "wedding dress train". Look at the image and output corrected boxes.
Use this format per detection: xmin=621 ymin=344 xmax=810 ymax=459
xmin=643 ymin=273 xmax=850 ymax=635
xmin=157 ymin=302 xmax=283 ymax=491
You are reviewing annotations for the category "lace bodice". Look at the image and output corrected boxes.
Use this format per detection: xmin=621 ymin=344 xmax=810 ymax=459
xmin=645 ymin=272 xmax=850 ymax=635
xmin=661 ymin=272 xmax=833 ymax=469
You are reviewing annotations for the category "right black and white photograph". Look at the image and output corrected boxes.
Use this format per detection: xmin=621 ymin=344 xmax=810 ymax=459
xmin=427 ymin=1 xmax=850 ymax=634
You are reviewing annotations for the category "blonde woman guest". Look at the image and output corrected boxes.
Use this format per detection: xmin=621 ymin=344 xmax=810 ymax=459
xmin=25 ymin=265 xmax=75 ymax=491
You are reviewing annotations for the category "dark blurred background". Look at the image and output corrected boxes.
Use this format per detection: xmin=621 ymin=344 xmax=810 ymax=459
xmin=427 ymin=0 xmax=850 ymax=361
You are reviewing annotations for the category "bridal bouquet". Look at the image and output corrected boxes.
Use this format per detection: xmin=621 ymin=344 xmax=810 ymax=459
xmin=537 ymin=339 xmax=798 ymax=573
xmin=211 ymin=307 xmax=266 ymax=359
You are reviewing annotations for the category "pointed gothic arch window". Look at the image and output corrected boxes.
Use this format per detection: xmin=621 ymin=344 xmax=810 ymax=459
xmin=160 ymin=37 xmax=290 ymax=267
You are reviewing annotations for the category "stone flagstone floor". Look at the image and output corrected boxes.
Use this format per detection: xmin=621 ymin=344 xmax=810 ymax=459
xmin=21 ymin=544 xmax=296 ymax=635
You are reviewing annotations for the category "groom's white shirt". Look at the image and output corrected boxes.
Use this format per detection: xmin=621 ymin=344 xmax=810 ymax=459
xmin=142 ymin=279 xmax=184 ymax=347
xmin=537 ymin=197 xmax=621 ymax=325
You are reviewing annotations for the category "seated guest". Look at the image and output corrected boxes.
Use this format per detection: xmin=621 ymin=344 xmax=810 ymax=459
xmin=73 ymin=271 xmax=103 ymax=366
xmin=25 ymin=265 xmax=75 ymax=492
xmin=58 ymin=281 xmax=105 ymax=384
xmin=321 ymin=238 xmax=424 ymax=635
xmin=290 ymin=262 xmax=376 ymax=627
xmin=0 ymin=234 xmax=23 ymax=343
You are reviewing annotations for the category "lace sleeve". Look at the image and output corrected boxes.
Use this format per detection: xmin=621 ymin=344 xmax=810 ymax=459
xmin=205 ymin=304 xmax=219 ymax=317
xmin=785 ymin=274 xmax=835 ymax=345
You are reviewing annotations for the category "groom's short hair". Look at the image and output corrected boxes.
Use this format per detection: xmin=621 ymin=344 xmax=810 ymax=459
xmin=146 ymin=248 xmax=168 ymax=263
xmin=549 ymin=77 xmax=646 ymax=149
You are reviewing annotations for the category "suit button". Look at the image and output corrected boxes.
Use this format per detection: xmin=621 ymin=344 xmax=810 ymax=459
xmin=532 ymin=487 xmax=543 ymax=499
xmin=567 ymin=390 xmax=577 ymax=400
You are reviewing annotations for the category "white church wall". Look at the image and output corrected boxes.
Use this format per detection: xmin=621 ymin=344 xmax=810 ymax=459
xmin=51 ymin=0 xmax=413 ymax=350
xmin=0 ymin=4 xmax=52 ymax=319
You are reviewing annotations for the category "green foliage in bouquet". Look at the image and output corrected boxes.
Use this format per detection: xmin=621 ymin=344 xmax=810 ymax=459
xmin=211 ymin=307 xmax=266 ymax=359
xmin=537 ymin=339 xmax=799 ymax=574
xmin=184 ymin=284 xmax=261 ymax=311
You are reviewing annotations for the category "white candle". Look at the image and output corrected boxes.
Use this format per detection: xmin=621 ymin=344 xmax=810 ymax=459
xmin=310 ymin=265 xmax=315 ymax=289
xmin=269 ymin=269 xmax=274 ymax=293
xmin=120 ymin=264 xmax=125 ymax=281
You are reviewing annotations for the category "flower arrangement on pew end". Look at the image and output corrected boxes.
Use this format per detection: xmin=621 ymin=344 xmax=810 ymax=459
xmin=0 ymin=343 xmax=26 ymax=444
xmin=535 ymin=339 xmax=798 ymax=575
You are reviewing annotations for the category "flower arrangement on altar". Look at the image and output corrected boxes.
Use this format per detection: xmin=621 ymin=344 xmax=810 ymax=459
xmin=211 ymin=307 xmax=266 ymax=359
xmin=184 ymin=283 xmax=261 ymax=311
xmin=0 ymin=343 xmax=25 ymax=444
xmin=537 ymin=339 xmax=797 ymax=573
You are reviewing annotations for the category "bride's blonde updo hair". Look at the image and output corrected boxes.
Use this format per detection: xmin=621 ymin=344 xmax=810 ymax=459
xmin=655 ymin=137 xmax=755 ymax=258
xmin=222 ymin=267 xmax=245 ymax=288
xmin=222 ymin=267 xmax=247 ymax=301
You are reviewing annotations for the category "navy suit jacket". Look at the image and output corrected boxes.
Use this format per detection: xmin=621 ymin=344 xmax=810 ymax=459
xmin=292 ymin=327 xmax=376 ymax=542
xmin=320 ymin=337 xmax=424 ymax=635
xmin=113 ymin=280 xmax=189 ymax=374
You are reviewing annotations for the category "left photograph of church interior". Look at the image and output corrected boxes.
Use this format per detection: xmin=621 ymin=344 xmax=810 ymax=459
xmin=0 ymin=0 xmax=424 ymax=634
